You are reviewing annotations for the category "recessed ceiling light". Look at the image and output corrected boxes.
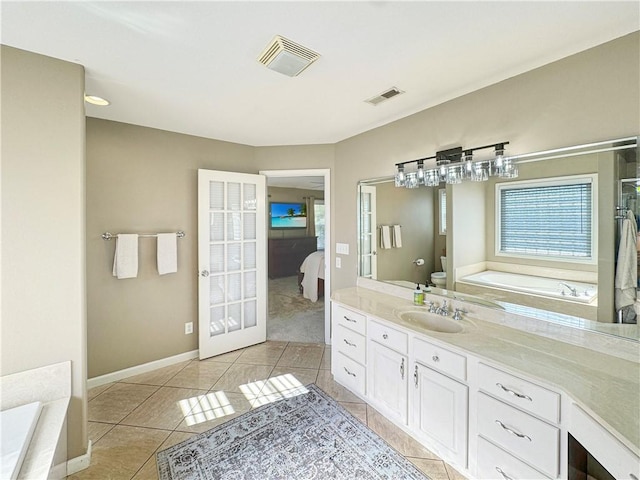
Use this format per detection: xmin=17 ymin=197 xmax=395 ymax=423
xmin=84 ymin=94 xmax=110 ymax=106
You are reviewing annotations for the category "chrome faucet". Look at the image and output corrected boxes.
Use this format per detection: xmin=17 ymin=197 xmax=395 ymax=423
xmin=559 ymin=282 xmax=578 ymax=297
xmin=426 ymin=301 xmax=438 ymax=314
xmin=436 ymin=300 xmax=450 ymax=316
xmin=452 ymin=308 xmax=467 ymax=321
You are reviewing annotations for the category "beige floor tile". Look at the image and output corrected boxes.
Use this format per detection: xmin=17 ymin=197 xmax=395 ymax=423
xmin=88 ymin=383 xmax=159 ymax=424
xmin=339 ymin=401 xmax=367 ymax=423
xmin=366 ymin=406 xmax=439 ymax=459
xmin=68 ymin=425 xmax=169 ymax=480
xmin=121 ymin=386 xmax=208 ymax=430
xmin=164 ymin=360 xmax=230 ymax=390
xmin=203 ymin=347 xmax=246 ymax=363
xmin=87 ymin=421 xmax=115 ymax=444
xmin=119 ymin=361 xmax=191 ymax=386
xmin=276 ymin=343 xmax=324 ymax=369
xmin=319 ymin=346 xmax=331 ymax=370
xmin=445 ymin=463 xmax=468 ymax=480
xmin=408 ymin=458 xmax=450 ymax=480
xmin=132 ymin=431 xmax=195 ymax=480
xmin=211 ymin=363 xmax=274 ymax=395
xmin=174 ymin=391 xmax=253 ymax=434
xmin=234 ymin=341 xmax=287 ymax=365
xmin=87 ymin=383 xmax=114 ymax=401
xmin=315 ymin=369 xmax=363 ymax=403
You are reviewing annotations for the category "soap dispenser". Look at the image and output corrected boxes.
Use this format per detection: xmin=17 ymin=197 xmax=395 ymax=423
xmin=413 ymin=284 xmax=424 ymax=306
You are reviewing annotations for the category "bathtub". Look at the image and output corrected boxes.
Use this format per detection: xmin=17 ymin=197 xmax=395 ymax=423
xmin=0 ymin=401 xmax=42 ymax=479
xmin=459 ymin=270 xmax=597 ymax=304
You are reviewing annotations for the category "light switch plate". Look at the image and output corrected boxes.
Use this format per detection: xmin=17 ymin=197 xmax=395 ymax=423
xmin=336 ymin=257 xmax=342 ymax=268
xmin=336 ymin=243 xmax=349 ymax=255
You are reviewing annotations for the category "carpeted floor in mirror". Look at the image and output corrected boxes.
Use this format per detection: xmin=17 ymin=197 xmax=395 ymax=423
xmin=268 ymin=276 xmax=324 ymax=343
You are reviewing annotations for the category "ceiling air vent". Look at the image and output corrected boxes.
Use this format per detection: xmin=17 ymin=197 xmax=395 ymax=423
xmin=365 ymin=87 xmax=404 ymax=106
xmin=258 ymin=35 xmax=320 ymax=77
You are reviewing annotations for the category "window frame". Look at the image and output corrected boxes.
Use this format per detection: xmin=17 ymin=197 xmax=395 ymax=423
xmin=495 ymin=174 xmax=598 ymax=264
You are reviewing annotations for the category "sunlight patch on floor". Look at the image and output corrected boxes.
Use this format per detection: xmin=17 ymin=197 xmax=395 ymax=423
xmin=178 ymin=391 xmax=236 ymax=426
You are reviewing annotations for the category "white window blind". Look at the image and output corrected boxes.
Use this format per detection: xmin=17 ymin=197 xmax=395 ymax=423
xmin=498 ymin=178 xmax=593 ymax=259
xmin=439 ymin=189 xmax=447 ymax=235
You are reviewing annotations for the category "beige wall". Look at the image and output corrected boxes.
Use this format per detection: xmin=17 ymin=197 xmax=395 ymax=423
xmin=332 ymin=32 xmax=640 ymax=291
xmin=374 ymin=181 xmax=435 ymax=284
xmin=86 ymin=119 xmax=333 ymax=377
xmin=1 ymin=46 xmax=87 ymax=459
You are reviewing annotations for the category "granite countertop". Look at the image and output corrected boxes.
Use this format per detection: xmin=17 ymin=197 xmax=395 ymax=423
xmin=332 ymin=287 xmax=640 ymax=456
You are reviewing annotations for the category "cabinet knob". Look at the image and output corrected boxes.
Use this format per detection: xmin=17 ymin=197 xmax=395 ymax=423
xmin=432 ymin=355 xmax=440 ymax=362
xmin=383 ymin=333 xmax=389 ymax=340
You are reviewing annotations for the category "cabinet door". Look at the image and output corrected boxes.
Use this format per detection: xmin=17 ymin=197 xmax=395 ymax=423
xmin=368 ymin=341 xmax=408 ymax=424
xmin=411 ymin=363 xmax=468 ymax=467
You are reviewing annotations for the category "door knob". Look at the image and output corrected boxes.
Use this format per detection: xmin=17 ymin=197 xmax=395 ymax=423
xmin=200 ymin=270 xmax=210 ymax=277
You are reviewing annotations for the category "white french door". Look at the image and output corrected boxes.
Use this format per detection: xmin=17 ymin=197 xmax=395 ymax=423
xmin=360 ymin=185 xmax=377 ymax=279
xmin=198 ymin=169 xmax=267 ymax=359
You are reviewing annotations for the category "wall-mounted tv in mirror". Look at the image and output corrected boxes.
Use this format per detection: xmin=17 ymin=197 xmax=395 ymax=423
xmin=269 ymin=202 xmax=307 ymax=229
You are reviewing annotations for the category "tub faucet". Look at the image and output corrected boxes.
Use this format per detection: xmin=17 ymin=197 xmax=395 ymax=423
xmin=559 ymin=282 xmax=578 ymax=297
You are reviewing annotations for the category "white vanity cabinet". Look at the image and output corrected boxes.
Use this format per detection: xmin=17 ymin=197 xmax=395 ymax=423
xmin=331 ymin=303 xmax=367 ymax=397
xmin=476 ymin=364 xmax=561 ymax=479
xmin=367 ymin=319 xmax=409 ymax=424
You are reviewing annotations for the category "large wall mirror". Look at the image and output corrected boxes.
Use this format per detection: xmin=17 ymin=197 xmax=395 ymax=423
xmin=358 ymin=137 xmax=639 ymax=342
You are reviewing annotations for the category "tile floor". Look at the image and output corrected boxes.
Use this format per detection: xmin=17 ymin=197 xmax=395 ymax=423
xmin=71 ymin=341 xmax=467 ymax=480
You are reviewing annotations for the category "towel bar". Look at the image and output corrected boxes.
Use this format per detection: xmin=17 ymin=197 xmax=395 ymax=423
xmin=102 ymin=231 xmax=185 ymax=240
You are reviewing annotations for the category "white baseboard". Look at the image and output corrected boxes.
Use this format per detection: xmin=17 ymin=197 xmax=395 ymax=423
xmin=65 ymin=440 xmax=92 ymax=475
xmin=87 ymin=350 xmax=199 ymax=389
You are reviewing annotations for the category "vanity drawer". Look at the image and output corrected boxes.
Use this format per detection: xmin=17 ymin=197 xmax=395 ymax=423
xmin=477 ymin=436 xmax=551 ymax=480
xmin=478 ymin=363 xmax=560 ymax=424
xmin=335 ymin=324 xmax=366 ymax=364
xmin=413 ymin=337 xmax=466 ymax=382
xmin=368 ymin=319 xmax=408 ymax=354
xmin=334 ymin=352 xmax=365 ymax=396
xmin=478 ymin=393 xmax=559 ymax=478
xmin=334 ymin=304 xmax=366 ymax=335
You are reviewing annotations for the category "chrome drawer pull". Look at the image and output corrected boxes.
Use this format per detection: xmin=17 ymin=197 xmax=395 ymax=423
xmin=432 ymin=355 xmax=440 ymax=362
xmin=495 ymin=420 xmax=532 ymax=442
xmin=343 ymin=339 xmax=356 ymax=347
xmin=400 ymin=358 xmax=405 ymax=379
xmin=630 ymin=474 xmax=638 ymax=480
xmin=414 ymin=365 xmax=419 ymax=388
xmin=382 ymin=333 xmax=389 ymax=339
xmin=495 ymin=467 xmax=513 ymax=480
xmin=496 ymin=383 xmax=533 ymax=402
xmin=343 ymin=367 xmax=356 ymax=377
xmin=344 ymin=316 xmax=357 ymax=323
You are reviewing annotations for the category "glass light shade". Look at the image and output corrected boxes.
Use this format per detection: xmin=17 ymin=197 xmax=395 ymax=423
xmin=395 ymin=165 xmax=406 ymax=187
xmin=471 ymin=162 xmax=490 ymax=182
xmin=498 ymin=158 xmax=518 ymax=178
xmin=446 ymin=165 xmax=463 ymax=184
xmin=405 ymin=172 xmax=419 ymax=189
xmin=425 ymin=169 xmax=440 ymax=187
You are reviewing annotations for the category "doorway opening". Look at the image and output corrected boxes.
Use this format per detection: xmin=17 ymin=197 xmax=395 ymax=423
xmin=260 ymin=169 xmax=331 ymax=345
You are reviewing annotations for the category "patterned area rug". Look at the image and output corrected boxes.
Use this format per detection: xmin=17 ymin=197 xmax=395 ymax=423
xmin=157 ymin=384 xmax=429 ymax=480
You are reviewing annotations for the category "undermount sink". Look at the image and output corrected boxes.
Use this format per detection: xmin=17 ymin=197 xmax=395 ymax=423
xmin=398 ymin=310 xmax=464 ymax=333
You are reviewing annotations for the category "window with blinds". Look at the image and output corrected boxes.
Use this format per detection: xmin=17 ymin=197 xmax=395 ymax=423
xmin=497 ymin=176 xmax=595 ymax=261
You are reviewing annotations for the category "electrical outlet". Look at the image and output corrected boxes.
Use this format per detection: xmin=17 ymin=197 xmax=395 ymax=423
xmin=336 ymin=257 xmax=342 ymax=268
xmin=185 ymin=322 xmax=193 ymax=335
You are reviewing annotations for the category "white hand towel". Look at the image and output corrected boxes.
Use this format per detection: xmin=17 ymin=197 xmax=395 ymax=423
xmin=112 ymin=234 xmax=139 ymax=279
xmin=157 ymin=233 xmax=178 ymax=275
xmin=380 ymin=225 xmax=391 ymax=249
xmin=392 ymin=224 xmax=403 ymax=248
xmin=615 ymin=211 xmax=638 ymax=312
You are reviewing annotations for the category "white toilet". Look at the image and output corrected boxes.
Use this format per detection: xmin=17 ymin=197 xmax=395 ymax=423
xmin=431 ymin=256 xmax=447 ymax=288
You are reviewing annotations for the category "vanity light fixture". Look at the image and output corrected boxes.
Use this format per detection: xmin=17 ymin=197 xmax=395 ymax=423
xmin=394 ymin=141 xmax=514 ymax=188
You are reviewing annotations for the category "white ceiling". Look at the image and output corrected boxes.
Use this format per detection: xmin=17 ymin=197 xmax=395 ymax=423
xmin=2 ymin=2 xmax=638 ymax=147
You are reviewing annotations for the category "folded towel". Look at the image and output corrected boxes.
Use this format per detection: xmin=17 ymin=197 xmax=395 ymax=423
xmin=380 ymin=225 xmax=391 ymax=249
xmin=392 ymin=225 xmax=402 ymax=248
xmin=615 ymin=211 xmax=638 ymax=321
xmin=157 ymin=233 xmax=178 ymax=275
xmin=112 ymin=234 xmax=139 ymax=279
